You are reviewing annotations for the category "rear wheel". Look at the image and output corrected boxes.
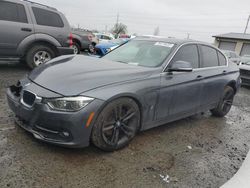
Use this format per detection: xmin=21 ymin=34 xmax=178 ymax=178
xmin=210 ymin=86 xmax=235 ymax=117
xmin=88 ymin=44 xmax=95 ymax=53
xmin=72 ymin=42 xmax=81 ymax=54
xmin=26 ymin=45 xmax=55 ymax=69
xmin=91 ymin=98 xmax=140 ymax=151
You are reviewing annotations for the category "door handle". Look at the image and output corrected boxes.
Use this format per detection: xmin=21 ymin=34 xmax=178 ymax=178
xmin=21 ymin=28 xmax=32 ymax=32
xmin=222 ymin=70 xmax=227 ymax=74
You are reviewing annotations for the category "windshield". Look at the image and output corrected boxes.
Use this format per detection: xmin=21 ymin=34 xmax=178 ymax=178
xmin=242 ymin=61 xmax=250 ymax=65
xmin=103 ymin=40 xmax=174 ymax=67
xmin=241 ymin=56 xmax=250 ymax=63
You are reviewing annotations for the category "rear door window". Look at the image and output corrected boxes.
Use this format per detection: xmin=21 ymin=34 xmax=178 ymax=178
xmin=0 ymin=1 xmax=27 ymax=23
xmin=200 ymin=45 xmax=219 ymax=68
xmin=171 ymin=44 xmax=199 ymax=68
xmin=32 ymin=7 xmax=64 ymax=27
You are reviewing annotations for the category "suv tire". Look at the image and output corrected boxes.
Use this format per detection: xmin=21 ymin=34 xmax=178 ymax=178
xmin=26 ymin=45 xmax=55 ymax=69
xmin=72 ymin=42 xmax=81 ymax=54
xmin=88 ymin=44 xmax=95 ymax=53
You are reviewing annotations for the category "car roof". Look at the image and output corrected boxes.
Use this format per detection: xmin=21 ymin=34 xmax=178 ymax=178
xmin=21 ymin=0 xmax=57 ymax=11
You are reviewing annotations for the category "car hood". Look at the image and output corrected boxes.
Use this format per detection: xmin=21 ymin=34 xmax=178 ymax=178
xmin=29 ymin=55 xmax=154 ymax=96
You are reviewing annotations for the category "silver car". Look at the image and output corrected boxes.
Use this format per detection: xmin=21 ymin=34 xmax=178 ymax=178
xmin=222 ymin=50 xmax=241 ymax=65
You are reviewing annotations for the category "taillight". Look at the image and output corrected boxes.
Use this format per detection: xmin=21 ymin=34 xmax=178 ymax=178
xmin=69 ymin=33 xmax=73 ymax=47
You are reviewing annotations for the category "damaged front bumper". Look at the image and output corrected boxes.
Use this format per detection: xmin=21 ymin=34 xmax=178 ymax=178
xmin=6 ymin=81 xmax=104 ymax=148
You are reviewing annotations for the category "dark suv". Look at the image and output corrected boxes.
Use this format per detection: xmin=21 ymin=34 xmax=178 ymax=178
xmin=71 ymin=29 xmax=99 ymax=54
xmin=0 ymin=0 xmax=74 ymax=68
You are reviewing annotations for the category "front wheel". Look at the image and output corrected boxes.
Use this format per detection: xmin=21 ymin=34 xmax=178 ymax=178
xmin=91 ymin=98 xmax=140 ymax=151
xmin=210 ymin=86 xmax=235 ymax=117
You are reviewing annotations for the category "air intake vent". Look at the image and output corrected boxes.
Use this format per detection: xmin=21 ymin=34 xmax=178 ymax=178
xmin=22 ymin=90 xmax=36 ymax=107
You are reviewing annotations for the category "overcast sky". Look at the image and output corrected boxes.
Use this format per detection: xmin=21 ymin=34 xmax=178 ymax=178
xmin=35 ymin=0 xmax=250 ymax=42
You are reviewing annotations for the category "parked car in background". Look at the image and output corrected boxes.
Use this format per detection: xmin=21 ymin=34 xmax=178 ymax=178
xmin=119 ymin=34 xmax=131 ymax=38
xmin=222 ymin=50 xmax=241 ymax=65
xmin=94 ymin=33 xmax=115 ymax=42
xmin=71 ymin=30 xmax=98 ymax=54
xmin=94 ymin=38 xmax=130 ymax=56
xmin=241 ymin=55 xmax=250 ymax=64
xmin=239 ymin=61 xmax=250 ymax=86
xmin=0 ymin=0 xmax=74 ymax=69
xmin=7 ymin=37 xmax=240 ymax=151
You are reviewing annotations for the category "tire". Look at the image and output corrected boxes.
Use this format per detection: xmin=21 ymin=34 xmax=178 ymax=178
xmin=210 ymin=86 xmax=235 ymax=117
xmin=91 ymin=97 xmax=140 ymax=151
xmin=25 ymin=45 xmax=55 ymax=69
xmin=88 ymin=44 xmax=95 ymax=53
xmin=72 ymin=43 xmax=81 ymax=54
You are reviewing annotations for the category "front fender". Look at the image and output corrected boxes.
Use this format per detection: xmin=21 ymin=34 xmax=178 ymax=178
xmin=82 ymin=77 xmax=161 ymax=129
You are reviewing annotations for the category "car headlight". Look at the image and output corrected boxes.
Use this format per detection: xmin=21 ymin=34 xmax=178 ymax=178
xmin=44 ymin=96 xmax=94 ymax=112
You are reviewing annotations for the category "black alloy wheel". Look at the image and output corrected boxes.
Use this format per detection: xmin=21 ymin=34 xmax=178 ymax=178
xmin=211 ymin=86 xmax=235 ymax=117
xmin=91 ymin=98 xmax=140 ymax=151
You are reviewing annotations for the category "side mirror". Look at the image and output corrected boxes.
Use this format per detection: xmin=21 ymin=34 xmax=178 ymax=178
xmin=167 ymin=61 xmax=193 ymax=72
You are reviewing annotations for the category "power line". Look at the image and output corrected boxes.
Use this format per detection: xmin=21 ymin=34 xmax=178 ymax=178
xmin=244 ymin=15 xmax=250 ymax=34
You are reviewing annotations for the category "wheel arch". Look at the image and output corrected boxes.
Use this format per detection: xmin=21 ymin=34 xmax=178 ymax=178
xmin=225 ymin=80 xmax=237 ymax=93
xmin=92 ymin=93 xmax=144 ymax=132
xmin=17 ymin=34 xmax=61 ymax=57
xmin=72 ymin=38 xmax=82 ymax=49
xmin=23 ymin=40 xmax=58 ymax=57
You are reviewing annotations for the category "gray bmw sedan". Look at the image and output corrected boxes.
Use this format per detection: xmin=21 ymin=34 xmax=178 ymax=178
xmin=7 ymin=37 xmax=241 ymax=151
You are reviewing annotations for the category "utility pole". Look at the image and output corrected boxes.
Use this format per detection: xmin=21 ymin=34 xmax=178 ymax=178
xmin=116 ymin=13 xmax=119 ymax=25
xmin=244 ymin=15 xmax=250 ymax=34
xmin=105 ymin=25 xmax=108 ymax=33
xmin=187 ymin=33 xmax=190 ymax=39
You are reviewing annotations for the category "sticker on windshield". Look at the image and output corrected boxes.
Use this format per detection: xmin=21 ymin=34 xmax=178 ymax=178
xmin=154 ymin=42 xmax=174 ymax=48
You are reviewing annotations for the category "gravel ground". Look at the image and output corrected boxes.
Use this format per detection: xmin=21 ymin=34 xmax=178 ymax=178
xmin=0 ymin=63 xmax=250 ymax=188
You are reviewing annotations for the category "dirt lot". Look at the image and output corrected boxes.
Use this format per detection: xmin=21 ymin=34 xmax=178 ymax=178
xmin=0 ymin=63 xmax=250 ymax=188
